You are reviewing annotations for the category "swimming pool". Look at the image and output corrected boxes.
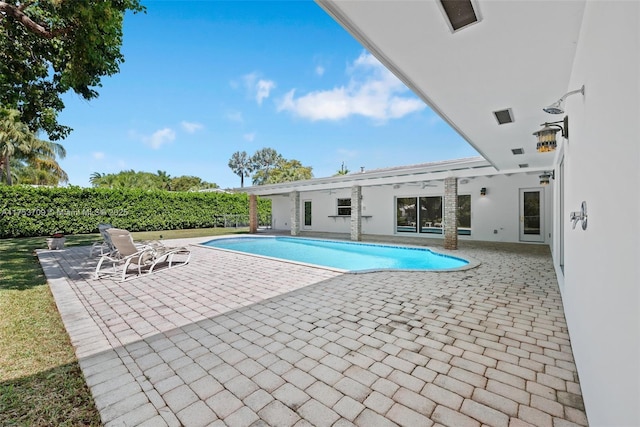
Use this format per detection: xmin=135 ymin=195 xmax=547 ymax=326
xmin=201 ymin=236 xmax=471 ymax=272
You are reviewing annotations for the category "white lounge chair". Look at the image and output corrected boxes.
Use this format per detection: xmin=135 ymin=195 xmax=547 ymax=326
xmin=94 ymin=228 xmax=191 ymax=281
xmin=89 ymin=223 xmax=114 ymax=257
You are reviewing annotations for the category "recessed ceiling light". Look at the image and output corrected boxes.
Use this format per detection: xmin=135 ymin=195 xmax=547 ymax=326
xmin=494 ymin=109 xmax=514 ymax=125
xmin=511 ymin=148 xmax=524 ymax=155
xmin=519 ymin=163 xmax=529 ymax=168
xmin=439 ymin=0 xmax=479 ymax=32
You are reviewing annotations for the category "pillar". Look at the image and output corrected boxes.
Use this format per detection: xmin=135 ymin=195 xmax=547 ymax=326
xmin=249 ymin=194 xmax=258 ymax=234
xmin=351 ymin=185 xmax=362 ymax=241
xmin=444 ymin=177 xmax=458 ymax=250
xmin=290 ymin=191 xmax=300 ymax=236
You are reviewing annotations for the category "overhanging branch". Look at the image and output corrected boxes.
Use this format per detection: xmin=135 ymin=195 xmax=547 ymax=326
xmin=0 ymin=1 xmax=68 ymax=39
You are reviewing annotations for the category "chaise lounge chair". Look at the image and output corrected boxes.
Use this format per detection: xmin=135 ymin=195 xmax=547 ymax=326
xmin=94 ymin=228 xmax=191 ymax=281
xmin=89 ymin=223 xmax=114 ymax=257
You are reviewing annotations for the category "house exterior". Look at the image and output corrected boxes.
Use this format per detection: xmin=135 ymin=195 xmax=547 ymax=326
xmin=240 ymin=2 xmax=640 ymax=425
xmin=243 ymin=157 xmax=554 ymax=246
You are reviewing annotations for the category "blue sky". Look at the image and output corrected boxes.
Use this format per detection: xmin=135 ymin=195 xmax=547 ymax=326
xmin=58 ymin=1 xmax=478 ymax=189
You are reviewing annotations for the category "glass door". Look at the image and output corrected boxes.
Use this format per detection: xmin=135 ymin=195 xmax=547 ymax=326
xmin=520 ymin=188 xmax=544 ymax=242
xmin=559 ymin=160 xmax=565 ymax=272
xmin=303 ymin=200 xmax=312 ymax=228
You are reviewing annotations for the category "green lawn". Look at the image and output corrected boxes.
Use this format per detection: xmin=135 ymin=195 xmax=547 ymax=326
xmin=0 ymin=227 xmax=247 ymax=426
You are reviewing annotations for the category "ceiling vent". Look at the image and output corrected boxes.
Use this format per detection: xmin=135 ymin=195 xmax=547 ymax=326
xmin=439 ymin=0 xmax=480 ymax=32
xmin=519 ymin=163 xmax=529 ymax=168
xmin=511 ymin=148 xmax=524 ymax=155
xmin=494 ymin=109 xmax=514 ymax=125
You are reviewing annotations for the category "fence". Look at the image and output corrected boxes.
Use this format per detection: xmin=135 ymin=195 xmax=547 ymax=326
xmin=214 ymin=214 xmax=272 ymax=229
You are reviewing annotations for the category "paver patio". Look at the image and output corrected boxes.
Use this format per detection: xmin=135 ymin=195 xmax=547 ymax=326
xmin=37 ymin=234 xmax=588 ymax=427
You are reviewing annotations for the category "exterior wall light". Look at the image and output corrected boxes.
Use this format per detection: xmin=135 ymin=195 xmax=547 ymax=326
xmin=539 ymin=171 xmax=554 ymax=185
xmin=533 ymin=116 xmax=568 ymax=153
xmin=480 ymin=187 xmax=487 ymax=196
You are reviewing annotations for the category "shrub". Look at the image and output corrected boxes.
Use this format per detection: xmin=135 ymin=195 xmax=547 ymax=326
xmin=0 ymin=186 xmax=271 ymax=238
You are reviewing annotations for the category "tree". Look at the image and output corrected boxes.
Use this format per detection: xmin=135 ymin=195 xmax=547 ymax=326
xmin=157 ymin=170 xmax=172 ymax=190
xmin=229 ymin=147 xmax=312 ymax=186
xmin=170 ymin=176 xmax=217 ymax=192
xmin=335 ymin=162 xmax=350 ymax=176
xmin=0 ymin=108 xmax=66 ymax=185
xmin=228 ymin=151 xmax=253 ymax=187
xmin=89 ymin=172 xmax=105 ymax=186
xmin=15 ymin=137 xmax=68 ymax=185
xmin=251 ymin=147 xmax=283 ymax=185
xmin=89 ymin=170 xmax=217 ymax=191
xmin=0 ymin=0 xmax=145 ymax=140
xmin=0 ymin=108 xmax=30 ymax=185
xmin=259 ymin=159 xmax=313 ymax=184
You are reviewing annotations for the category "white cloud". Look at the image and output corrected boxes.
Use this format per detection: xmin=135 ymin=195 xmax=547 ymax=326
xmin=243 ymin=132 xmax=256 ymax=142
xmin=277 ymin=52 xmax=425 ymax=122
xmin=256 ymin=79 xmax=275 ymax=105
xmin=181 ymin=121 xmax=203 ymax=133
xmin=143 ymin=128 xmax=176 ymax=149
xmin=315 ymin=65 xmax=325 ymax=77
xmin=92 ymin=152 xmax=105 ymax=160
xmin=242 ymin=72 xmax=276 ymax=105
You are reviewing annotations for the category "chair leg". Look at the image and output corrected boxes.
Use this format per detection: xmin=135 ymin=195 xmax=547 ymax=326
xmin=121 ymin=259 xmax=133 ymax=282
xmin=95 ymin=257 xmax=106 ymax=279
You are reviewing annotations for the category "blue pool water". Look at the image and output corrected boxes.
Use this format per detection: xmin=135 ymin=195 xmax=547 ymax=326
xmin=202 ymin=236 xmax=469 ymax=271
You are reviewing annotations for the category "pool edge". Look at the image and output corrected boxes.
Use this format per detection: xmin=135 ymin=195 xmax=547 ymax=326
xmin=198 ymin=235 xmax=481 ymax=273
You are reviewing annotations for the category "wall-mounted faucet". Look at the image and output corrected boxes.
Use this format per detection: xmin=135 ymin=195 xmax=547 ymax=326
xmin=570 ymin=201 xmax=588 ymax=230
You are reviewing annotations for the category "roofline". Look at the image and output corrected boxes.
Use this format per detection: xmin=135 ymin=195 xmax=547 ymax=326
xmin=235 ymin=157 xmax=547 ymax=196
xmin=315 ymin=0 xmax=498 ymax=170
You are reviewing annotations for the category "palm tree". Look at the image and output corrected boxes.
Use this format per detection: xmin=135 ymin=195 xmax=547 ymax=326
xmin=19 ymin=138 xmax=68 ymax=184
xmin=335 ymin=162 xmax=350 ymax=176
xmin=0 ymin=108 xmax=68 ymax=185
xmin=0 ymin=109 xmax=33 ymax=185
xmin=228 ymin=151 xmax=253 ymax=187
xmin=157 ymin=170 xmax=172 ymax=190
xmin=90 ymin=172 xmax=104 ymax=186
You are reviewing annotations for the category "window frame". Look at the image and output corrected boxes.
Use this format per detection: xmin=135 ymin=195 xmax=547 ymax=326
xmin=336 ymin=198 xmax=352 ymax=216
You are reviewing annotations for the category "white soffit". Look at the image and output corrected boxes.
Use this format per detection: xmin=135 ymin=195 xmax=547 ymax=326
xmin=316 ymin=0 xmax=586 ymax=171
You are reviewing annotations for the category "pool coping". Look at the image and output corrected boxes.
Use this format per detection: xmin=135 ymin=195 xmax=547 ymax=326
xmin=197 ymin=234 xmax=481 ymax=274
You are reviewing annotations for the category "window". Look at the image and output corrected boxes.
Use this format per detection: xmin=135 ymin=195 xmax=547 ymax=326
xmin=457 ymin=194 xmax=471 ymax=235
xmin=419 ymin=196 xmax=443 ymax=234
xmin=396 ymin=198 xmax=417 ymax=232
xmin=396 ymin=195 xmax=472 ymax=235
xmin=337 ymin=198 xmax=351 ymax=216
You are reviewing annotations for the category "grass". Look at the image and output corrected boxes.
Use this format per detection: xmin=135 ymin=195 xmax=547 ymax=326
xmin=0 ymin=227 xmax=247 ymax=426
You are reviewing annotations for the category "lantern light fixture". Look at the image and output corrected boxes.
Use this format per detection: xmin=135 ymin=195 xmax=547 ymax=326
xmin=533 ymin=116 xmax=568 ymax=153
xmin=539 ymin=171 xmax=555 ymax=186
xmin=480 ymin=187 xmax=487 ymax=196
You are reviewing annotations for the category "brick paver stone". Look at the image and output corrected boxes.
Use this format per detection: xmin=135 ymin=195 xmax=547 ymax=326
xmin=38 ymin=238 xmax=589 ymax=427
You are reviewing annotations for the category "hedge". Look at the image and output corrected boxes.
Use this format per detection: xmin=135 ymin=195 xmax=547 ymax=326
xmin=0 ymin=186 xmax=271 ymax=238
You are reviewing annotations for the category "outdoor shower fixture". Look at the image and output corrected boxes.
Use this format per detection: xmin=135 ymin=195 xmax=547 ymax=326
xmin=533 ymin=116 xmax=568 ymax=152
xmin=570 ymin=201 xmax=588 ymax=230
xmin=543 ymin=85 xmax=585 ymax=114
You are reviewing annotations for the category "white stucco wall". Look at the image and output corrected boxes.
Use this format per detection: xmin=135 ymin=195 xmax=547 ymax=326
xmin=269 ymin=195 xmax=291 ymax=231
xmin=559 ymin=2 xmax=640 ymax=425
xmin=268 ymin=173 xmax=551 ymax=244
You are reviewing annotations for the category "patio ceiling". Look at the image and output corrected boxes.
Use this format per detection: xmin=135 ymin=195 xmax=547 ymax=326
xmin=316 ymin=0 xmax=586 ymax=171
